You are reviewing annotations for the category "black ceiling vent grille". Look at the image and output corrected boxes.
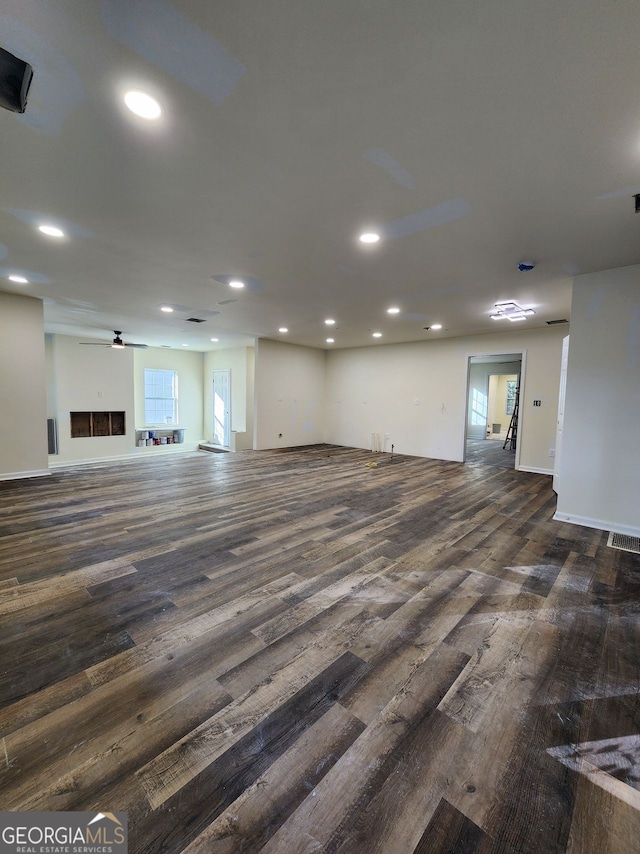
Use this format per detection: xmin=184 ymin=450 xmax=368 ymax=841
xmin=546 ymin=319 xmax=569 ymax=325
xmin=185 ymin=317 xmax=206 ymax=323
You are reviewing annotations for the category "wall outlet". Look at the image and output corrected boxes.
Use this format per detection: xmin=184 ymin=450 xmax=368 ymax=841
xmin=98 ymin=391 xmax=103 ymax=398
xmin=363 ymin=398 xmax=368 ymax=404
xmin=414 ymin=398 xmax=419 ymax=405
xmin=533 ymin=399 xmax=542 ymax=407
xmin=549 ymin=448 xmax=555 ymax=458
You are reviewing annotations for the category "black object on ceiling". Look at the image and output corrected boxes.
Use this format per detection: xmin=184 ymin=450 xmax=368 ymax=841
xmin=79 ymin=331 xmax=148 ymax=349
xmin=0 ymin=46 xmax=33 ymax=114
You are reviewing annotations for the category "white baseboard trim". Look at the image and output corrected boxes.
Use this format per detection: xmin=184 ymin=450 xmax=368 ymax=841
xmin=48 ymin=444 xmax=202 ymax=469
xmin=0 ymin=469 xmax=51 ymax=482
xmin=553 ymin=511 xmax=640 ymax=539
xmin=517 ymin=466 xmax=554 ymax=476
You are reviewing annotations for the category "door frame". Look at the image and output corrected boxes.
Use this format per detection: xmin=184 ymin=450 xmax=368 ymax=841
xmin=463 ymin=350 xmax=526 ymax=469
xmin=212 ymin=369 xmax=231 ymax=447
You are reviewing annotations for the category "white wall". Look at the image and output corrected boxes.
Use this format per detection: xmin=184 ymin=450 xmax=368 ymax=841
xmin=254 ymin=339 xmax=326 ymax=449
xmin=50 ymin=334 xmax=136 ymax=464
xmin=246 ymin=346 xmax=255 ymax=450
xmin=0 ymin=292 xmax=48 ymax=479
xmin=325 ymin=327 xmax=566 ymax=471
xmin=556 ymin=265 xmax=640 ymax=535
xmin=134 ymin=347 xmax=204 ymax=449
xmin=203 ymin=346 xmax=255 ymax=448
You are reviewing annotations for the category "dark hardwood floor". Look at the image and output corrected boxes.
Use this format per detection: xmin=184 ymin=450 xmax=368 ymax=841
xmin=465 ymin=437 xmax=516 ymax=469
xmin=1 ymin=445 xmax=639 ymax=853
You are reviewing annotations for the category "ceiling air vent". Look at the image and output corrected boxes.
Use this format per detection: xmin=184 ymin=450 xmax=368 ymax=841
xmin=607 ymin=532 xmax=640 ymax=554
xmin=185 ymin=317 xmax=206 ymax=323
xmin=546 ymin=319 xmax=569 ymax=325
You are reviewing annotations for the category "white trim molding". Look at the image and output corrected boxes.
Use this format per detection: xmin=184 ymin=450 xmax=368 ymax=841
xmin=553 ymin=511 xmax=640 ymax=539
xmin=0 ymin=469 xmax=51 ymax=482
xmin=48 ymin=443 xmax=200 ymax=469
xmin=518 ymin=466 xmax=553 ymax=476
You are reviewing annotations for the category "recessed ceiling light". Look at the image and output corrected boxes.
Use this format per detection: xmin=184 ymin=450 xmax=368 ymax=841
xmin=182 ymin=343 xmax=189 ymax=347
xmin=372 ymin=332 xmax=382 ymax=338
xmin=124 ymin=90 xmax=162 ymax=120
xmin=160 ymin=306 xmax=173 ymax=313
xmin=430 ymin=324 xmax=443 ymax=330
xmin=359 ymin=232 xmax=380 ymax=244
xmin=326 ymin=338 xmax=335 ymax=344
xmin=210 ymin=338 xmax=219 ymax=342
xmin=325 ymin=318 xmax=335 ymax=326
xmin=38 ymin=224 xmax=64 ymax=238
xmin=278 ymin=327 xmax=288 ymax=333
xmin=229 ymin=279 xmax=245 ymax=289
xmin=387 ymin=307 xmax=400 ymax=314
xmin=8 ymin=275 xmax=28 ymax=283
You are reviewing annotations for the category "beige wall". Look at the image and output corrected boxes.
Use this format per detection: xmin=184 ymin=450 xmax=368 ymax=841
xmin=0 ymin=292 xmax=48 ymax=479
xmin=489 ymin=374 xmax=518 ymax=431
xmin=467 ymin=361 xmax=520 ymax=440
xmin=203 ymin=346 xmax=255 ymax=448
xmin=133 ymin=347 xmax=205 ymax=449
xmin=50 ymin=334 xmax=136 ymax=464
xmin=47 ymin=338 xmax=204 ymax=465
xmin=254 ymin=339 xmax=326 ymax=449
xmin=556 ymin=264 xmax=640 ymax=535
xmin=325 ymin=327 xmax=566 ymax=472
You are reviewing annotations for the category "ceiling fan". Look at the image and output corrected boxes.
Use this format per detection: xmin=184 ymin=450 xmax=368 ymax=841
xmin=79 ymin=331 xmax=148 ymax=349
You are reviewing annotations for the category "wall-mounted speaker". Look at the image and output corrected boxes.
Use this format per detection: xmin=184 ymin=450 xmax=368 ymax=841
xmin=0 ymin=46 xmax=34 ymax=114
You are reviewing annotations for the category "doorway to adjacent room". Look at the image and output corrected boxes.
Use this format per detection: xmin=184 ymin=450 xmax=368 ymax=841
xmin=213 ymin=369 xmax=231 ymax=447
xmin=465 ymin=353 xmax=523 ymax=469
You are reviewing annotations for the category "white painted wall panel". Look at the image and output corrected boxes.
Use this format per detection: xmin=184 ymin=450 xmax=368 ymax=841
xmin=0 ymin=292 xmax=48 ymax=479
xmin=254 ymin=339 xmax=325 ymax=449
xmin=556 ymin=266 xmax=640 ymax=534
xmin=325 ymin=327 xmax=565 ymax=470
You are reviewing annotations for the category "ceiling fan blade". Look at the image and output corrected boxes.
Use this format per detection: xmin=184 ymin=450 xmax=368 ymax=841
xmin=124 ymin=342 xmax=148 ymax=349
xmin=79 ymin=342 xmax=110 ymax=346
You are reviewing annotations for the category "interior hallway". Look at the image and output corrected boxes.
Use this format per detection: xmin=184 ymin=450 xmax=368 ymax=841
xmin=0 ymin=447 xmax=639 ymax=853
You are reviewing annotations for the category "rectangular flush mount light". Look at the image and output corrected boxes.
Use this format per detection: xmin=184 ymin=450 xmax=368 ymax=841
xmin=490 ymin=301 xmax=535 ymax=321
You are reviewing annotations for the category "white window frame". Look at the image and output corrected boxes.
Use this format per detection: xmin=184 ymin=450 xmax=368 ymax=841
xmin=144 ymin=368 xmax=178 ymax=426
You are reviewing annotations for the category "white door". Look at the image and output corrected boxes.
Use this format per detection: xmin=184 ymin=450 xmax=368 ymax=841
xmin=213 ymin=370 xmax=231 ymax=447
xmin=553 ymin=336 xmax=569 ymax=493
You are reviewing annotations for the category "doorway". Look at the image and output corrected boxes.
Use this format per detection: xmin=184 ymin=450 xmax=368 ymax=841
xmin=213 ymin=369 xmax=231 ymax=447
xmin=465 ymin=353 xmax=523 ymax=469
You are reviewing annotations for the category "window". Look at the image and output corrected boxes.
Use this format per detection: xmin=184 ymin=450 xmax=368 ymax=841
xmin=144 ymin=369 xmax=178 ymax=425
xmin=506 ymin=380 xmax=518 ymax=416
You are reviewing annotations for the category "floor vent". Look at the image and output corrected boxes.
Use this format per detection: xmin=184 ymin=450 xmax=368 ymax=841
xmin=607 ymin=532 xmax=640 ymax=554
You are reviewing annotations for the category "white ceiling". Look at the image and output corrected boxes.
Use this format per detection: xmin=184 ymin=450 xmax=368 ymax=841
xmin=1 ymin=0 xmax=639 ymax=352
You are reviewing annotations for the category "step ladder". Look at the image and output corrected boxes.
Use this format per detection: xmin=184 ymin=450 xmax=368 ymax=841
xmin=503 ymin=387 xmax=519 ymax=451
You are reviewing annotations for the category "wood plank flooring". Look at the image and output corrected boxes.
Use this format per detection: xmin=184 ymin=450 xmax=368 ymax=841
xmin=1 ymin=445 xmax=639 ymax=853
